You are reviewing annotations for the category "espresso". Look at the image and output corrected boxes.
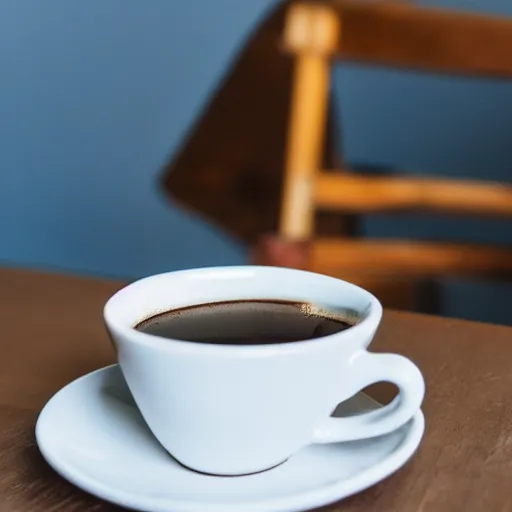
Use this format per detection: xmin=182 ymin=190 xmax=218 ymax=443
xmin=135 ymin=300 xmax=354 ymax=345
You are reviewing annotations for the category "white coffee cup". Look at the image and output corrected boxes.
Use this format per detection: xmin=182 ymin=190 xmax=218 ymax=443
xmin=104 ymin=266 xmax=425 ymax=476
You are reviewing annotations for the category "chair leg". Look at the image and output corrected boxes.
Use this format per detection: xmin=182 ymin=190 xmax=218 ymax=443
xmin=252 ymin=233 xmax=311 ymax=270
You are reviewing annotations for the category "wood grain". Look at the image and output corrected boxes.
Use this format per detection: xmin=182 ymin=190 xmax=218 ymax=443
xmin=0 ymin=406 xmax=121 ymax=511
xmin=162 ymin=1 xmax=512 ymax=307
xmin=315 ymin=173 xmax=512 ymax=215
xmin=332 ymin=0 xmax=512 ymax=78
xmin=2 ymin=268 xmax=512 ymax=510
xmin=253 ymin=233 xmax=512 ymax=310
xmin=163 ymin=1 xmax=342 ymax=245
xmin=253 ymin=236 xmax=419 ymax=309
xmin=0 ymin=268 xmax=120 ymax=409
xmin=163 ymin=3 xmax=292 ymax=244
xmin=279 ymin=3 xmax=337 ymax=239
xmin=267 ymin=1 xmax=512 ymax=312
xmin=311 ymin=239 xmax=512 ymax=278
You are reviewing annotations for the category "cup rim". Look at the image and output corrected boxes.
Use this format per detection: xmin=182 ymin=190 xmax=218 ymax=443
xmin=103 ymin=266 xmax=383 ymax=357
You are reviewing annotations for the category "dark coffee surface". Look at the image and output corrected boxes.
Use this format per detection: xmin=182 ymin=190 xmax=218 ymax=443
xmin=135 ymin=300 xmax=353 ymax=345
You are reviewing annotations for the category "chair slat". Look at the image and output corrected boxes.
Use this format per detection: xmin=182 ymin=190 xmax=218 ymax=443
xmin=315 ymin=173 xmax=512 ymax=215
xmin=312 ymin=239 xmax=512 ymax=277
xmin=332 ymin=0 xmax=512 ymax=78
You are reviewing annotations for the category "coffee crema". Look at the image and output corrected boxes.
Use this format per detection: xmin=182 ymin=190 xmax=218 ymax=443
xmin=135 ymin=299 xmax=355 ymax=345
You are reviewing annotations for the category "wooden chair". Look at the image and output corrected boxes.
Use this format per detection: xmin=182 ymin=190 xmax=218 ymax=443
xmin=254 ymin=0 xmax=512 ymax=310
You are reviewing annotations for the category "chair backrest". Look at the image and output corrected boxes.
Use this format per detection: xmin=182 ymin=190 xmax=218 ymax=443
xmin=278 ymin=1 xmax=512 ymax=286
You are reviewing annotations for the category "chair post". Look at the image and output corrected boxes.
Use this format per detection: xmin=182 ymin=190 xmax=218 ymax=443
xmin=279 ymin=3 xmax=340 ymax=241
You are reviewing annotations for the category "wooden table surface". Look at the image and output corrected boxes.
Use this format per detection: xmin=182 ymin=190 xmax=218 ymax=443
xmin=1 ymin=267 xmax=512 ymax=512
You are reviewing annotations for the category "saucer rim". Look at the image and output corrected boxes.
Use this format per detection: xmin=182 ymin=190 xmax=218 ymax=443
xmin=36 ymin=364 xmax=425 ymax=512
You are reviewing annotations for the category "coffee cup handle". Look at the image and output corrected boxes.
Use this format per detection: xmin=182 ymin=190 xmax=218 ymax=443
xmin=313 ymin=351 xmax=425 ymax=443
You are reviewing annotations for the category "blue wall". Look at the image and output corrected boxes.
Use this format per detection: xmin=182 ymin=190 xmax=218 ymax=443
xmin=0 ymin=0 xmax=277 ymax=278
xmin=1 ymin=0 xmax=511 ymax=322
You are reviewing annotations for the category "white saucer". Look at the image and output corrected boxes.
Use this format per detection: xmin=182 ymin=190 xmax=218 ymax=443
xmin=36 ymin=365 xmax=424 ymax=512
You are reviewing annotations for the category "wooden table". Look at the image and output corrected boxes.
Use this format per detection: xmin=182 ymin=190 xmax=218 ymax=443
xmin=1 ymin=267 xmax=512 ymax=511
